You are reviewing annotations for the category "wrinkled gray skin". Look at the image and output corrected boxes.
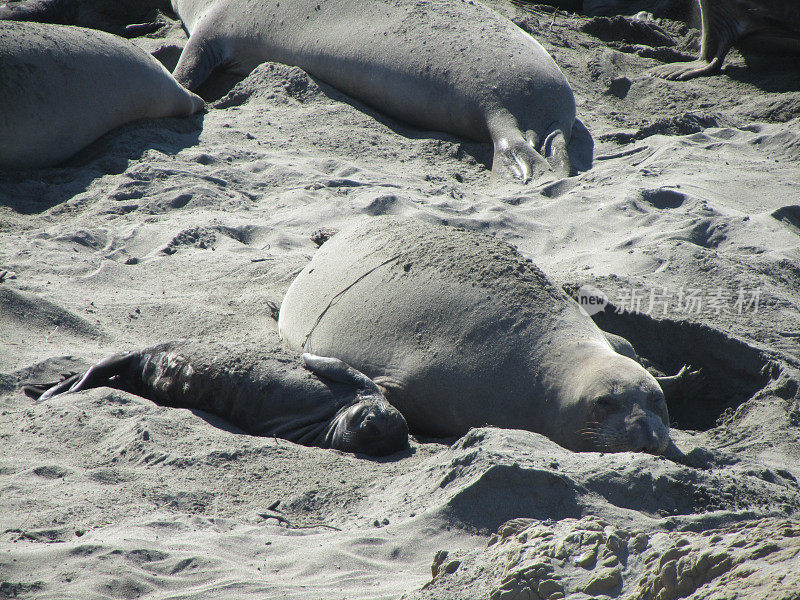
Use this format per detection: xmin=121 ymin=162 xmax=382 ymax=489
xmin=279 ymin=218 xmax=675 ymax=455
xmin=0 ymin=0 xmax=593 ymax=182
xmin=0 ymin=21 xmax=204 ymax=169
xmin=651 ymin=0 xmax=800 ymax=80
xmin=24 ymin=341 xmax=409 ymax=457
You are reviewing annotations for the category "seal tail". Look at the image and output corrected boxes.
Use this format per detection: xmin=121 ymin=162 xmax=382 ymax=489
xmin=22 ymin=373 xmax=81 ymax=401
xmin=24 ymin=353 xmax=137 ymax=401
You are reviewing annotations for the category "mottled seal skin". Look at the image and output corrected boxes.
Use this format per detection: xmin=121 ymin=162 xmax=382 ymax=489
xmin=24 ymin=341 xmax=409 ymax=457
xmin=279 ymin=218 xmax=676 ymax=455
xmin=652 ymin=0 xmax=800 ymax=80
xmin=0 ymin=0 xmax=593 ymax=181
xmin=0 ymin=22 xmax=204 ymax=169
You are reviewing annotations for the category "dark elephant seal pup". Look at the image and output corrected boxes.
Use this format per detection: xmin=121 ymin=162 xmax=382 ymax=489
xmin=0 ymin=22 xmax=203 ymax=169
xmin=24 ymin=341 xmax=409 ymax=456
xmin=279 ymin=218 xmax=672 ymax=455
xmin=652 ymin=0 xmax=800 ymax=80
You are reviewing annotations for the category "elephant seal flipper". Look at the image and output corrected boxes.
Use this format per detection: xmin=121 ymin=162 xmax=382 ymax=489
xmin=302 ymin=353 xmax=383 ymax=395
xmin=24 ymin=341 xmax=409 ymax=457
xmin=651 ymin=0 xmax=800 ymax=80
xmin=601 ymin=330 xmax=703 ymax=405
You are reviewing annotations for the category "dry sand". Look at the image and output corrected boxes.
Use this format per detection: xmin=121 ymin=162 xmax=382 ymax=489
xmin=1 ymin=1 xmax=800 ymax=598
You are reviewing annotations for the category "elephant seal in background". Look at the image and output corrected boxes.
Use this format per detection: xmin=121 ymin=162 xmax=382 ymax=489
xmin=0 ymin=0 xmax=164 ymax=36
xmin=0 ymin=22 xmax=204 ymax=169
xmin=23 ymin=341 xmax=409 ymax=457
xmin=170 ymin=0 xmax=592 ymax=181
xmin=651 ymin=0 xmax=800 ymax=80
xmin=0 ymin=0 xmax=592 ymax=181
xmin=279 ymin=217 xmax=675 ymax=455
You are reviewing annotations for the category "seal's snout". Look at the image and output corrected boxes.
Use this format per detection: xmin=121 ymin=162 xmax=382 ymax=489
xmin=627 ymin=404 xmax=670 ymax=455
xmin=636 ymin=426 xmax=668 ymax=455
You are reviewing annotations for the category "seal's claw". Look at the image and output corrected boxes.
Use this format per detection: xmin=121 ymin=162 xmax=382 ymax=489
xmin=650 ymin=58 xmax=723 ymax=81
xmin=656 ymin=364 xmax=704 ymax=404
xmin=492 ymin=137 xmax=551 ymax=184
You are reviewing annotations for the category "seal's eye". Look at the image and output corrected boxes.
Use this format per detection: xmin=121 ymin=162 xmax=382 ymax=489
xmin=593 ymin=396 xmax=615 ymax=412
xmin=650 ymin=394 xmax=669 ymax=420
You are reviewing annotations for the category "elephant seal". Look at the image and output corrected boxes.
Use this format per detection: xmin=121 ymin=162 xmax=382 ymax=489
xmin=0 ymin=0 xmax=164 ymax=36
xmin=278 ymin=217 xmax=676 ymax=454
xmin=0 ymin=22 xmax=204 ymax=169
xmin=651 ymin=0 xmax=800 ymax=80
xmin=23 ymin=340 xmax=409 ymax=456
xmin=0 ymin=0 xmax=592 ymax=182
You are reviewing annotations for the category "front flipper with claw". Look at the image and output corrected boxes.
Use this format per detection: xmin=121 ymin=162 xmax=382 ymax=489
xmin=650 ymin=57 xmax=725 ymax=81
xmin=491 ymin=135 xmax=552 ymax=184
xmin=650 ymin=0 xmax=733 ymax=81
xmin=302 ymin=353 xmax=382 ymax=395
xmin=656 ymin=364 xmax=704 ymax=404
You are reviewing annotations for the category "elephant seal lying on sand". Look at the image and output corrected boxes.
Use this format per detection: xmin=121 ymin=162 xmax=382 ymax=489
xmin=0 ymin=21 xmax=203 ymax=169
xmin=279 ymin=217 xmax=686 ymax=455
xmin=651 ymin=0 xmax=800 ymax=80
xmin=0 ymin=0 xmax=165 ymax=37
xmin=24 ymin=341 xmax=409 ymax=457
xmin=0 ymin=0 xmax=592 ymax=181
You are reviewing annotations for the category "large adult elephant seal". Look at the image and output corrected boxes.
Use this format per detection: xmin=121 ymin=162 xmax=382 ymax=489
xmin=0 ymin=22 xmax=204 ymax=169
xmin=651 ymin=0 xmax=800 ymax=80
xmin=23 ymin=340 xmax=409 ymax=456
xmin=278 ymin=217 xmax=677 ymax=455
xmin=1 ymin=0 xmax=593 ymax=181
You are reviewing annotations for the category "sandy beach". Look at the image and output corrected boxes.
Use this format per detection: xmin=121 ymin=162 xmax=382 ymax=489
xmin=1 ymin=1 xmax=800 ymax=597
